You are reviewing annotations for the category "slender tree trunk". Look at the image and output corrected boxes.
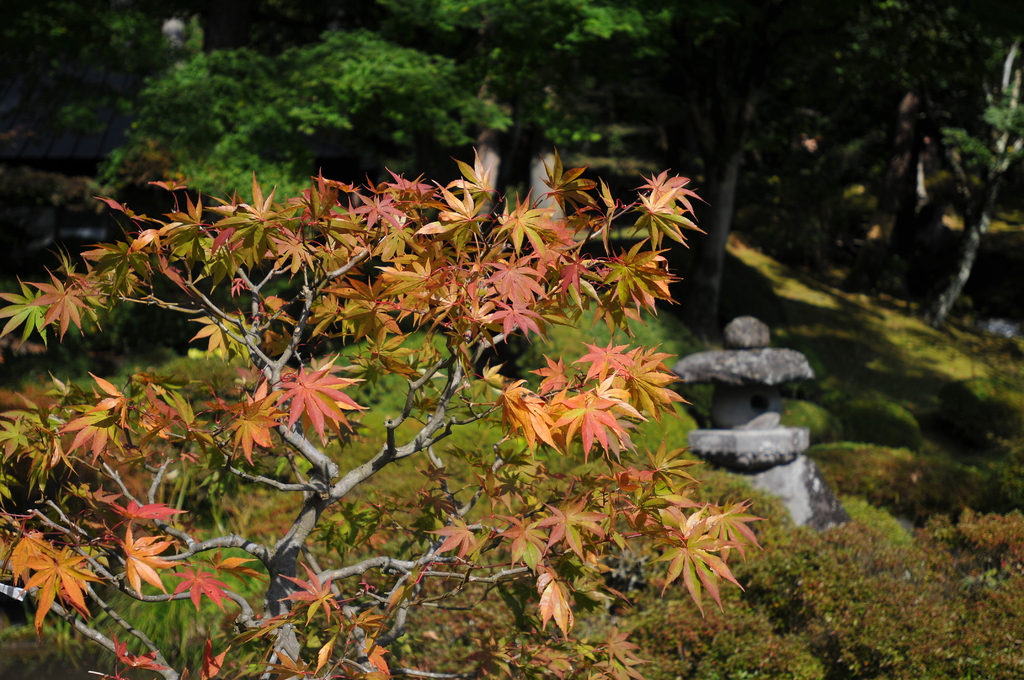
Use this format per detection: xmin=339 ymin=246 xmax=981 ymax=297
xmin=927 ymin=179 xmax=1000 ymax=328
xmin=929 ymin=42 xmax=1022 ymax=328
xmin=476 ymin=127 xmax=501 ymax=211
xmin=679 ymin=148 xmax=743 ymax=341
xmin=530 ymin=147 xmax=556 ymax=210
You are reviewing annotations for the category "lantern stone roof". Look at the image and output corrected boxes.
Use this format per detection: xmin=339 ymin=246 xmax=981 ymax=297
xmin=672 ymin=348 xmax=815 ymax=386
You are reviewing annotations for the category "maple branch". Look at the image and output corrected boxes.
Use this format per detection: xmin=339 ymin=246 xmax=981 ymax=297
xmin=344 ymin=658 xmax=474 ymax=679
xmin=104 ymin=460 xmax=192 ymax=546
xmin=237 ymin=267 xmax=268 ymax=353
xmin=236 ymin=267 xmax=262 ymax=320
xmin=278 ymin=425 xmax=339 ymax=482
xmin=46 ymin=599 xmax=180 ymax=680
xmin=317 ymin=556 xmax=415 ymax=582
xmin=276 ymin=281 xmax=314 ymax=374
xmin=391 ymin=668 xmax=477 ymax=679
xmin=43 ymin=500 xmax=92 ymax=542
xmin=109 ymin=582 xmax=259 ymax=627
xmin=168 ymin=535 xmax=272 ymax=565
xmin=260 ymin=248 xmax=370 ymax=336
xmin=228 ymin=464 xmax=320 ymax=493
xmin=277 ymin=248 xmax=374 ymax=362
xmin=120 ymin=295 xmax=203 ymax=316
xmin=416 ymin=566 xmax=531 ymax=584
xmin=386 ymin=354 xmax=456 ymax=438
xmin=330 ymin=352 xmax=469 ymax=502
xmin=86 ymin=583 xmax=168 ymax=659
xmin=315 ymin=247 xmax=371 ymax=289
xmin=184 ymin=280 xmax=275 ymax=369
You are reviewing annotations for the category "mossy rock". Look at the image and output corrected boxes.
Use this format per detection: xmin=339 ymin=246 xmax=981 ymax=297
xmin=807 ymin=442 xmax=992 ymax=519
xmin=840 ymin=495 xmax=913 ymax=547
xmin=781 ymin=399 xmax=843 ymax=444
xmin=939 ymin=377 xmax=1024 ymax=448
xmin=839 ymin=398 xmax=923 ymax=451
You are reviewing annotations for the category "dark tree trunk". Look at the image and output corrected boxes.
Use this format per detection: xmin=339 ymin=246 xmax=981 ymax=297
xmin=204 ymin=0 xmax=254 ymax=52
xmin=875 ymin=90 xmax=921 ymax=242
xmin=679 ymin=149 xmax=743 ymax=340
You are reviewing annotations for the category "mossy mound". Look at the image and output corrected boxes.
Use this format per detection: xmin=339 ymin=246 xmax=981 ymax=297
xmin=781 ymin=399 xmax=843 ymax=444
xmin=939 ymin=377 xmax=1024 ymax=448
xmin=839 ymin=398 xmax=923 ymax=451
xmin=807 ymin=442 xmax=992 ymax=520
xmin=840 ymin=495 xmax=914 ymax=547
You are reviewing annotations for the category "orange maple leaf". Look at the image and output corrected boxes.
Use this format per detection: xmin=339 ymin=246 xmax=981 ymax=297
xmin=22 ymin=545 xmax=101 ymax=635
xmin=498 ymin=380 xmax=557 ymax=450
xmin=536 ymin=571 xmax=574 ymax=636
xmin=123 ymin=525 xmax=176 ymax=594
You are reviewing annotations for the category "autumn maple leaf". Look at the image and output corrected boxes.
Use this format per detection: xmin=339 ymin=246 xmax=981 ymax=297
xmin=22 ymin=545 xmax=101 ymax=634
xmin=551 ymin=381 xmax=640 ymax=458
xmin=112 ymin=635 xmax=168 ymax=671
xmin=29 ymin=271 xmax=99 ymax=340
xmin=536 ymin=570 xmax=574 ymax=636
xmin=654 ymin=506 xmax=742 ymax=615
xmin=575 ymin=342 xmax=633 ymax=382
xmin=277 ymin=363 xmax=365 ymax=442
xmin=499 ymin=516 xmax=547 ymax=569
xmin=123 ymin=525 xmax=176 ymax=594
xmin=498 ymin=380 xmax=557 ymax=450
xmin=431 ymin=518 xmax=480 ymax=559
xmin=228 ymin=380 xmax=285 ymax=463
xmin=172 ymin=566 xmax=231 ymax=611
xmin=113 ymin=500 xmax=187 ymax=523
xmin=282 ymin=563 xmax=339 ymax=624
xmin=537 ymin=498 xmax=607 ymax=559
xmin=533 ymin=356 xmax=571 ymax=395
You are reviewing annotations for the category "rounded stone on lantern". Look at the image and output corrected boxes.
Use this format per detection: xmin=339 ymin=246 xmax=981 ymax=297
xmin=675 ymin=317 xmax=811 ymax=466
xmin=673 ymin=317 xmax=814 ymax=469
xmin=673 ymin=317 xmax=847 ymax=531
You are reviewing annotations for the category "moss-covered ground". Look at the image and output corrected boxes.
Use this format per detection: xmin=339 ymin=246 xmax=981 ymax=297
xmin=725 ymin=235 xmax=1024 ymax=464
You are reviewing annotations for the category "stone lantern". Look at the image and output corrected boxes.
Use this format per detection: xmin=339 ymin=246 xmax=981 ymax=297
xmin=673 ymin=316 xmax=848 ymax=531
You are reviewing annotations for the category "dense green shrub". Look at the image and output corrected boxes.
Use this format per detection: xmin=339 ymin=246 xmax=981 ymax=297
xmin=939 ymin=377 xmax=1024 ymax=448
xmin=839 ymin=398 xmax=923 ymax=451
xmin=629 ymin=511 xmax=1024 ymax=680
xmin=807 ymin=442 xmax=991 ymax=519
xmin=781 ymin=399 xmax=843 ymax=444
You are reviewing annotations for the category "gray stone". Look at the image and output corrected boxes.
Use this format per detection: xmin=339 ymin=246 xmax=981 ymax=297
xmin=673 ymin=348 xmax=815 ymax=386
xmin=736 ymin=411 xmax=781 ymax=430
xmin=745 ymin=454 xmax=849 ymax=531
xmin=688 ymin=427 xmax=808 ymax=470
xmin=723 ymin=316 xmax=771 ymax=349
xmin=711 ymin=384 xmax=782 ymax=428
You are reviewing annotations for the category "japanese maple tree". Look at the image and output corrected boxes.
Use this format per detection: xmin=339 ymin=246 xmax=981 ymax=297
xmin=0 ymin=153 xmax=758 ymax=679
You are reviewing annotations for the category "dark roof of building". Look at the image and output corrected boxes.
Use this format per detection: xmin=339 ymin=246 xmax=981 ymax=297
xmin=0 ymin=71 xmax=133 ymax=162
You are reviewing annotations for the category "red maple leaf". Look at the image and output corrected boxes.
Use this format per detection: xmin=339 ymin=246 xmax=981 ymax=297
xmin=172 ymin=566 xmax=231 ymax=611
xmin=113 ymin=500 xmax=187 ymax=523
xmin=278 ymin=363 xmax=365 ymax=442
